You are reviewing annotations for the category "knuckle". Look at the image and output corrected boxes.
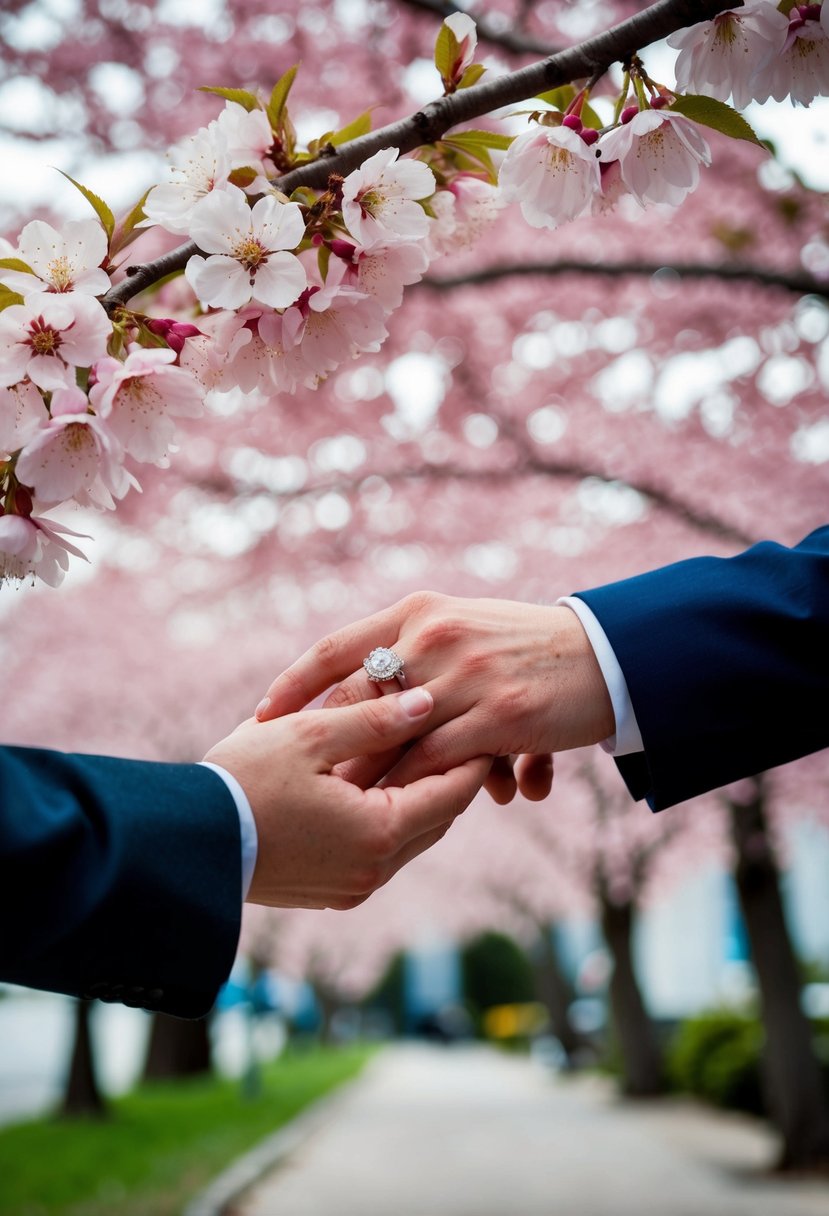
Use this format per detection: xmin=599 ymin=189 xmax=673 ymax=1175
xmin=415 ymin=613 xmax=468 ymax=653
xmin=416 ymin=730 xmax=448 ymax=768
xmin=294 ymin=713 xmax=329 ymax=751
xmin=311 ymin=631 xmax=344 ymax=669
xmin=400 ymin=589 xmax=441 ymax=618
xmin=325 ymin=680 xmax=365 ymax=709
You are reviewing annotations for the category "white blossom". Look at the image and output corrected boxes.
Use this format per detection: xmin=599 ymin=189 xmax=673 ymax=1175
xmin=185 ymin=185 xmax=307 ymax=311
xmin=668 ymin=2 xmax=788 ymax=109
xmin=598 ymin=110 xmax=711 ymax=210
xmin=499 ymin=123 xmax=601 ymax=229
xmin=342 ymin=148 xmax=435 ymax=247
xmin=142 ymin=127 xmax=233 ymax=235
xmin=0 ymin=219 xmax=110 ymax=298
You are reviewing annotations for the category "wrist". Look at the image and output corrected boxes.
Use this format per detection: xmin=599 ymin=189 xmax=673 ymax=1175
xmin=547 ymin=605 xmax=615 ymax=750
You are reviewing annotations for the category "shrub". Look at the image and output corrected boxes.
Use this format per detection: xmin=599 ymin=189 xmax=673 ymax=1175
xmin=668 ymin=1010 xmax=766 ymax=1115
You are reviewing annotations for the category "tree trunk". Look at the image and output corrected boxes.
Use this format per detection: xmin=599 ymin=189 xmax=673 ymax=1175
xmin=531 ymin=924 xmax=587 ymax=1063
xmin=61 ymin=999 xmax=107 ymax=1118
xmin=600 ymin=894 xmax=664 ymax=1097
xmin=142 ymin=1013 xmax=212 ymax=1081
xmin=729 ymin=780 xmax=829 ymax=1170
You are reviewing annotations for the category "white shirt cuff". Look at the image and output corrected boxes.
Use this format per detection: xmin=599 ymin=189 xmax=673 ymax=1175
xmin=199 ymin=762 xmax=259 ymax=900
xmin=557 ymin=597 xmax=644 ymax=757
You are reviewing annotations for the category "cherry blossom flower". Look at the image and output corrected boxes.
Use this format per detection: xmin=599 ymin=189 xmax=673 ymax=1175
xmin=214 ymin=102 xmax=275 ymax=190
xmin=426 ymin=178 xmax=503 ymax=256
xmin=185 ymin=185 xmax=307 ymax=311
xmin=89 ymin=346 xmax=204 ymax=463
xmin=0 ymin=510 xmax=90 ymax=587
xmin=598 ymin=110 xmax=711 ymax=210
xmin=0 ymin=294 xmax=112 ymax=391
xmin=264 ymin=261 xmax=388 ymax=390
xmin=0 ymin=381 xmax=45 ymax=454
xmin=341 ymin=148 xmax=436 ymax=247
xmin=668 ymin=2 xmax=789 ymax=109
xmin=759 ymin=5 xmax=829 ymax=105
xmin=331 ymin=239 xmax=431 ymax=311
xmin=498 ymin=123 xmax=601 ymax=229
xmin=142 ymin=127 xmax=233 ymax=235
xmin=0 ymin=219 xmax=110 ymax=300
xmin=15 ymin=386 xmax=129 ymax=504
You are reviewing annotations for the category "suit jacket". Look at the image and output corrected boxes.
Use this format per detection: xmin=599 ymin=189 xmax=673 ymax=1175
xmin=0 ymin=747 xmax=241 ymax=1017
xmin=576 ymin=525 xmax=829 ymax=811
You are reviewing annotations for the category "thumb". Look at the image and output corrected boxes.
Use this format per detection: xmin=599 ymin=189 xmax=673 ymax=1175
xmin=315 ymin=686 xmax=434 ymax=768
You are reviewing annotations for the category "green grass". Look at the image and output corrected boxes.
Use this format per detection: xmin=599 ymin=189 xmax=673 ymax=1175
xmin=0 ymin=1043 xmax=374 ymax=1216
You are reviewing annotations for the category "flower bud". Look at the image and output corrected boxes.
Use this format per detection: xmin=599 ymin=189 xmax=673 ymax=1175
xmin=562 ymin=114 xmax=583 ymax=132
xmin=579 ymin=127 xmax=600 ymax=145
xmin=620 ymin=105 xmax=639 ymax=125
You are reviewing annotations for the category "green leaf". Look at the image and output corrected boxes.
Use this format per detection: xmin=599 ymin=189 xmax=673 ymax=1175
xmin=0 ymin=286 xmax=24 ymax=311
xmin=199 ymin=85 xmax=261 ymax=112
xmin=267 ymin=64 xmax=299 ymax=131
xmin=57 ymin=172 xmax=115 ymax=240
xmin=581 ymin=100 xmax=604 ymax=131
xmin=777 ymin=0 xmax=798 ymax=14
xmin=535 ymin=85 xmax=575 ymax=109
xmin=110 ymin=188 xmax=151 ymax=255
xmin=669 ymin=94 xmax=763 ymax=145
xmin=458 ymin=63 xmax=485 ymax=89
xmin=434 ymin=24 xmax=459 ymax=83
xmin=0 ymin=257 xmax=34 ymax=275
xmin=329 ymin=109 xmax=372 ymax=146
xmin=442 ymin=129 xmax=514 ymax=153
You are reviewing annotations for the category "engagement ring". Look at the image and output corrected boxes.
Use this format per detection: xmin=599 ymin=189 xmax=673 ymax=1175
xmin=363 ymin=647 xmax=407 ymax=687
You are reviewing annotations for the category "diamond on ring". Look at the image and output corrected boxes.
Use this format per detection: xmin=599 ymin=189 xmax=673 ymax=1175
xmin=363 ymin=646 xmax=405 ymax=684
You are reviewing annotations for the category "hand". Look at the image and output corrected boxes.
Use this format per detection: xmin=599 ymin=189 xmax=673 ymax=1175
xmin=255 ymin=593 xmax=614 ymax=802
xmin=204 ymin=685 xmax=491 ymax=909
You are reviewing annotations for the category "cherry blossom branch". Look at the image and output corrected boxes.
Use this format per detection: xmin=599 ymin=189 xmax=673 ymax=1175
xmin=208 ymin=455 xmax=755 ymax=547
xmin=399 ymin=0 xmax=561 ymax=57
xmin=419 ymin=259 xmax=829 ymax=300
xmin=104 ymin=0 xmax=733 ymax=312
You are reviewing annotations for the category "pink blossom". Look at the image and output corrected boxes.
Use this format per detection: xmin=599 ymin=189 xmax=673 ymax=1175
xmin=333 ymin=240 xmax=430 ymax=311
xmin=342 ymin=148 xmax=435 ymax=247
xmin=0 ymin=294 xmax=112 ymax=391
xmin=598 ymin=110 xmax=711 ymax=210
xmin=15 ymin=386 xmax=128 ymax=504
xmin=142 ymin=127 xmax=233 ymax=235
xmin=758 ymin=7 xmax=829 ymax=105
xmin=185 ymin=185 xmax=307 ymax=310
xmin=0 ymin=381 xmax=45 ymax=454
xmin=0 ymin=219 xmax=110 ymax=298
xmin=668 ymin=2 xmax=788 ymax=109
xmin=0 ymin=511 xmax=90 ymax=587
xmin=89 ymin=346 xmax=204 ymax=463
xmin=498 ymin=123 xmax=601 ymax=229
xmin=426 ymin=178 xmax=502 ymax=256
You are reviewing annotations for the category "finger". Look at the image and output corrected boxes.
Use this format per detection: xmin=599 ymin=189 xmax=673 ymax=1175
xmin=334 ymin=748 xmax=405 ymax=790
xmin=378 ymin=754 xmax=491 ymax=842
xmin=256 ymin=605 xmax=405 ymax=720
xmin=310 ymin=686 xmax=435 ymax=768
xmin=515 ymin=753 xmax=554 ymax=801
xmin=379 ymin=713 xmax=483 ymax=789
xmin=484 ymin=755 xmax=518 ymax=805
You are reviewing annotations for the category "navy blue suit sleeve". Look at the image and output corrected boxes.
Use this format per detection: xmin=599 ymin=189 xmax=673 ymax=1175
xmin=575 ymin=526 xmax=829 ymax=811
xmin=0 ymin=747 xmax=242 ymax=1018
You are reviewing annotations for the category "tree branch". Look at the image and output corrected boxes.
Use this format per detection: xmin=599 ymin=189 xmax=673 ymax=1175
xmin=104 ymin=0 xmax=733 ymax=312
xmin=420 ymin=258 xmax=829 ymax=300
xmin=202 ymin=452 xmax=755 ymax=548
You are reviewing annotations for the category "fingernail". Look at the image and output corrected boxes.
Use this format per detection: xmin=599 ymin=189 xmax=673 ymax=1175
xmin=397 ymin=687 xmax=433 ymax=718
xmin=255 ymin=697 xmax=270 ymax=719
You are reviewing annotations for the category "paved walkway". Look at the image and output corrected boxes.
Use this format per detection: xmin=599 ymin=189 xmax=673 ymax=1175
xmin=233 ymin=1043 xmax=829 ymax=1216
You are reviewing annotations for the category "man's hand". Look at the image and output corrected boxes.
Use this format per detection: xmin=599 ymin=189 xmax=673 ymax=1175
xmin=255 ymin=594 xmax=614 ymax=803
xmin=204 ymin=686 xmax=491 ymax=908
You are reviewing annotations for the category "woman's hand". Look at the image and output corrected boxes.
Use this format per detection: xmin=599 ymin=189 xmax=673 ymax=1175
xmin=256 ymin=593 xmax=614 ymax=802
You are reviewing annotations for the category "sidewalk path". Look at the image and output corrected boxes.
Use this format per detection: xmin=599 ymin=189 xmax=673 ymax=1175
xmin=233 ymin=1043 xmax=829 ymax=1216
